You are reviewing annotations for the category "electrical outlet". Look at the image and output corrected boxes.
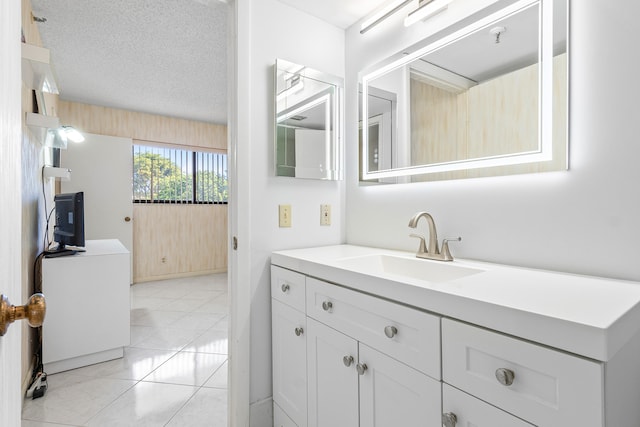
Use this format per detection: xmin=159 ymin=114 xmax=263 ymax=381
xmin=279 ymin=204 xmax=292 ymax=227
xmin=320 ymin=204 xmax=331 ymax=226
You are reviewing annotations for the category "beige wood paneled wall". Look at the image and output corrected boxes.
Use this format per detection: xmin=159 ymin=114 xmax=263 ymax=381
xmin=410 ymin=53 xmax=567 ymax=182
xmin=133 ymin=204 xmax=228 ymax=282
xmin=58 ymin=101 xmax=228 ymax=282
xmin=58 ymin=101 xmax=226 ymax=150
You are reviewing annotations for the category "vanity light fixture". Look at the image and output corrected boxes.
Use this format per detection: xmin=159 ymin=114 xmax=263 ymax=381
xmin=360 ymin=0 xmax=413 ymax=34
xmin=404 ymin=0 xmax=452 ymax=27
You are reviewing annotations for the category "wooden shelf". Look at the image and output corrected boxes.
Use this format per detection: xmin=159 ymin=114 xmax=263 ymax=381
xmin=43 ymin=166 xmax=71 ymax=181
xmin=25 ymin=112 xmax=64 ymax=147
xmin=21 ymin=43 xmax=59 ymax=94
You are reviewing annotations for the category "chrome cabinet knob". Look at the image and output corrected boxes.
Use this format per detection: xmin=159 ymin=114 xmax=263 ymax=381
xmin=343 ymin=355 xmax=354 ymax=367
xmin=356 ymin=363 xmax=368 ymax=375
xmin=281 ymin=283 xmax=290 ymax=293
xmin=294 ymin=327 xmax=304 ymax=336
xmin=322 ymin=301 xmax=333 ymax=312
xmin=442 ymin=412 xmax=458 ymax=427
xmin=384 ymin=325 xmax=398 ymax=338
xmin=495 ymin=368 xmax=515 ymax=386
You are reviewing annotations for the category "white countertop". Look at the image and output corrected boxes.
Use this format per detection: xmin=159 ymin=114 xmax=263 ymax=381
xmin=45 ymin=239 xmax=130 ymax=258
xmin=271 ymin=245 xmax=640 ymax=362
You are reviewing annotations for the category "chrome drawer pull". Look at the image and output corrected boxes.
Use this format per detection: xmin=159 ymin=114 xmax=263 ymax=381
xmin=294 ymin=327 xmax=304 ymax=336
xmin=442 ymin=412 xmax=457 ymax=427
xmin=343 ymin=355 xmax=354 ymax=367
xmin=495 ymin=368 xmax=515 ymax=386
xmin=384 ymin=325 xmax=398 ymax=338
xmin=322 ymin=301 xmax=333 ymax=312
xmin=356 ymin=363 xmax=368 ymax=375
xmin=281 ymin=283 xmax=290 ymax=293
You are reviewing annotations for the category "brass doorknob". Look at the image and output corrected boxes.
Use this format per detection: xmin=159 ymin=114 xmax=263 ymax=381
xmin=124 ymin=216 xmax=131 ymax=222
xmin=0 ymin=293 xmax=46 ymax=336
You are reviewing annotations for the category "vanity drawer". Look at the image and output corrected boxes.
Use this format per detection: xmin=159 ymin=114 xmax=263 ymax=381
xmin=271 ymin=266 xmax=306 ymax=312
xmin=443 ymin=383 xmax=534 ymax=427
xmin=442 ymin=318 xmax=604 ymax=427
xmin=306 ymin=277 xmax=440 ymax=379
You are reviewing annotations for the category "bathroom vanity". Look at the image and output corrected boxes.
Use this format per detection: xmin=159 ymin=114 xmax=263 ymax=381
xmin=271 ymin=245 xmax=640 ymax=427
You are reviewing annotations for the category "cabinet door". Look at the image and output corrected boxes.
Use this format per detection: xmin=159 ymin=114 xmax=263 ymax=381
xmin=272 ymin=299 xmax=307 ymax=427
xmin=274 ymin=401 xmax=299 ymax=427
xmin=307 ymin=318 xmax=359 ymax=427
xmin=359 ymin=343 xmax=441 ymax=427
xmin=442 ymin=384 xmax=534 ymax=426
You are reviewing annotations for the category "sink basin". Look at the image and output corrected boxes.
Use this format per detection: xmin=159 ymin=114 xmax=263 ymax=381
xmin=335 ymin=254 xmax=484 ymax=282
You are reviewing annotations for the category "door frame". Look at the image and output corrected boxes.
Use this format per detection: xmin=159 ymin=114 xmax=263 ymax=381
xmin=227 ymin=0 xmax=252 ymax=425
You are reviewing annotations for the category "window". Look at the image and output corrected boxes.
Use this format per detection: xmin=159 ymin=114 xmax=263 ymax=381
xmin=133 ymin=144 xmax=228 ymax=204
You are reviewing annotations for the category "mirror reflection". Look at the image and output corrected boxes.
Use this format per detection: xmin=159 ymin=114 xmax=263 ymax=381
xmin=275 ymin=59 xmax=343 ymax=180
xmin=360 ymin=0 xmax=568 ymax=182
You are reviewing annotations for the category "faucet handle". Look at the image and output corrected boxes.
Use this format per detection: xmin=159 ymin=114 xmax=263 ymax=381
xmin=409 ymin=233 xmax=428 ymax=254
xmin=440 ymin=237 xmax=462 ymax=261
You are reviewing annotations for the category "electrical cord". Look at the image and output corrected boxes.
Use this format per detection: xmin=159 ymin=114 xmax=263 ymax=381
xmin=44 ymin=206 xmax=55 ymax=251
xmin=29 ymin=251 xmax=47 ymax=396
xmin=29 ymin=166 xmax=51 ymax=397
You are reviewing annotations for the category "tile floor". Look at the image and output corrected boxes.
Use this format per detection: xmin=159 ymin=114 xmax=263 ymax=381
xmin=22 ymin=273 xmax=229 ymax=427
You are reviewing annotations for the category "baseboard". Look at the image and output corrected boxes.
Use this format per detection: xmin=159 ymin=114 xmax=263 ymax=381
xmin=250 ymin=397 xmax=273 ymax=427
xmin=133 ymin=268 xmax=227 ymax=283
xmin=44 ymin=347 xmax=124 ymax=375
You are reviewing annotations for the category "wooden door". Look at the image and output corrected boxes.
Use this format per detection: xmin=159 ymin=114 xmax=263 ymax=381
xmin=61 ymin=133 xmax=133 ymax=282
xmin=0 ymin=0 xmax=24 ymax=422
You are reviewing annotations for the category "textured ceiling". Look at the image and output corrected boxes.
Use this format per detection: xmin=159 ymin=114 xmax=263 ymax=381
xmin=31 ymin=0 xmax=228 ymax=124
xmin=276 ymin=0 xmax=388 ymax=29
xmin=30 ymin=0 xmax=385 ymax=125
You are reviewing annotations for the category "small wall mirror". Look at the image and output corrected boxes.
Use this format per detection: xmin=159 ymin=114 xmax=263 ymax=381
xmin=360 ymin=0 xmax=568 ymax=182
xmin=275 ymin=59 xmax=344 ymax=180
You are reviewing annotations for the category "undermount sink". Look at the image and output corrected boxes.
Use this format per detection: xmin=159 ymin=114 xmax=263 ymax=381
xmin=335 ymin=254 xmax=485 ymax=283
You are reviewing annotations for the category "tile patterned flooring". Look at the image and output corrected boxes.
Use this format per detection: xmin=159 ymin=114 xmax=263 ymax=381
xmin=22 ymin=273 xmax=229 ymax=426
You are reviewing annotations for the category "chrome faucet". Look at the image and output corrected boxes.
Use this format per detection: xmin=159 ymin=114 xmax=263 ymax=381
xmin=408 ymin=211 xmax=461 ymax=262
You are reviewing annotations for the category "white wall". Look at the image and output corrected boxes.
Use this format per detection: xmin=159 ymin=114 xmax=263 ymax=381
xmin=345 ymin=1 xmax=640 ymax=282
xmin=235 ymin=0 xmax=345 ymax=420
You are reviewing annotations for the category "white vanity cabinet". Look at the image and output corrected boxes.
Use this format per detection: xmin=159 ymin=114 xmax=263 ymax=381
xmin=272 ymin=244 xmax=640 ymax=427
xmin=271 ymin=267 xmax=308 ymax=427
xmin=272 ymin=266 xmax=442 ymax=427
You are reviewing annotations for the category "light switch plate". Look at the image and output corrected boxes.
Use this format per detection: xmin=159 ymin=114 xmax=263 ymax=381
xmin=279 ymin=204 xmax=292 ymax=227
xmin=320 ymin=204 xmax=331 ymax=226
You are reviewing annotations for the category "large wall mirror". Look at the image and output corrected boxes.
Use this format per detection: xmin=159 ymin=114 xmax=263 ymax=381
xmin=360 ymin=0 xmax=568 ymax=182
xmin=275 ymin=59 xmax=344 ymax=180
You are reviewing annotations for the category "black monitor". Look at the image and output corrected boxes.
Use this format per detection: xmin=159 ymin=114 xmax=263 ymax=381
xmin=45 ymin=192 xmax=85 ymax=257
